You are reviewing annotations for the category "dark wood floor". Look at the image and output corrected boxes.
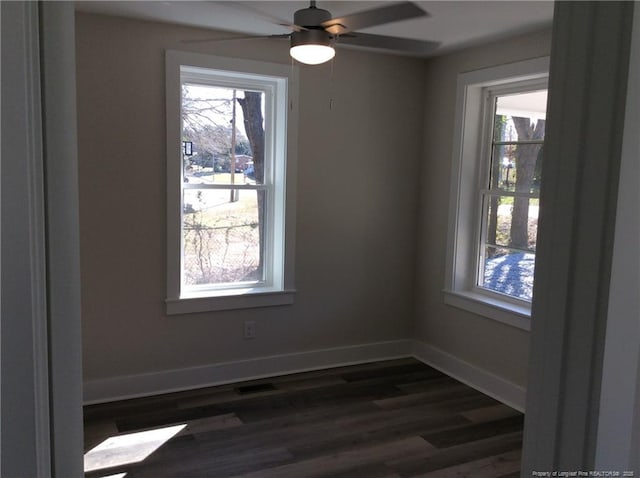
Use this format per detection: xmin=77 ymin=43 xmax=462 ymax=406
xmin=83 ymin=358 xmax=523 ymax=477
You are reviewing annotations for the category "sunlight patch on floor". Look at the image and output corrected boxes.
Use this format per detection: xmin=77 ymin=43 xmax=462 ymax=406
xmin=84 ymin=424 xmax=186 ymax=473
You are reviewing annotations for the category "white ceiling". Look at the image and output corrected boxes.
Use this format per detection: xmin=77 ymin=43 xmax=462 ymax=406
xmin=75 ymin=1 xmax=554 ymax=57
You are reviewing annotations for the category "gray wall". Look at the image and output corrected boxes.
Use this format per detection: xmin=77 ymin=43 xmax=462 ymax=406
xmin=76 ymin=13 xmax=424 ymax=387
xmin=415 ymin=29 xmax=553 ymax=388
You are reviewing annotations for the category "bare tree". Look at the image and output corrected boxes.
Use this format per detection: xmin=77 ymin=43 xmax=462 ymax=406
xmin=237 ymin=91 xmax=266 ymax=279
xmin=181 ymin=86 xmax=232 ymax=130
xmin=510 ymin=117 xmax=545 ymax=249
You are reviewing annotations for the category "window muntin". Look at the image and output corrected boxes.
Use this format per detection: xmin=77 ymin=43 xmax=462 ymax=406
xmin=476 ymin=88 xmax=547 ymax=302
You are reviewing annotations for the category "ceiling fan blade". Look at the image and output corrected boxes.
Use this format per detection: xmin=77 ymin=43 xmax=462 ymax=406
xmin=335 ymin=33 xmax=440 ymax=56
xmin=182 ymin=34 xmax=290 ymax=45
xmin=278 ymin=23 xmax=308 ymax=33
xmin=214 ymin=1 xmax=307 ymax=32
xmin=322 ymin=2 xmax=427 ymax=35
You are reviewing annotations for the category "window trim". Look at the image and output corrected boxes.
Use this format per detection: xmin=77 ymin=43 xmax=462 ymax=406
xmin=444 ymin=57 xmax=549 ymax=331
xmin=165 ymin=50 xmax=298 ymax=314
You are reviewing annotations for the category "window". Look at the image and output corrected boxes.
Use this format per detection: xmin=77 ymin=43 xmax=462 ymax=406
xmin=479 ymin=88 xmax=546 ymax=301
xmin=444 ymin=58 xmax=549 ymax=330
xmin=165 ymin=51 xmax=298 ymax=314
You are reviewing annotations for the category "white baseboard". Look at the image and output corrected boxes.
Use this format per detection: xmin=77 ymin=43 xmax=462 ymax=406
xmin=83 ymin=339 xmax=413 ymax=404
xmin=84 ymin=339 xmax=527 ymax=411
xmin=411 ymin=340 xmax=526 ymax=412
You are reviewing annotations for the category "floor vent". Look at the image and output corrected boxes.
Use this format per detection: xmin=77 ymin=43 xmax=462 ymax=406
xmin=235 ymin=383 xmax=276 ymax=395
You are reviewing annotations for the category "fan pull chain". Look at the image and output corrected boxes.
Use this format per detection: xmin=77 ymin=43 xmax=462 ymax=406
xmin=329 ymin=38 xmax=336 ymax=110
xmin=329 ymin=59 xmax=335 ymax=110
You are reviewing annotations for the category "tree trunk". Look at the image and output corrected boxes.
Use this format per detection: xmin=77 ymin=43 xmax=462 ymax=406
xmin=510 ymin=117 xmax=545 ymax=250
xmin=237 ymin=92 xmax=265 ymax=280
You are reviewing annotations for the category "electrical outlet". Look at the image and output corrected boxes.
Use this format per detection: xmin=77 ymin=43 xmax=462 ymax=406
xmin=243 ymin=321 xmax=256 ymax=340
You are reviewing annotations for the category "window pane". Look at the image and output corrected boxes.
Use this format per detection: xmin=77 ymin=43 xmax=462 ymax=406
xmin=489 ymin=144 xmax=543 ymax=194
xmin=481 ymin=246 xmax=535 ymax=301
xmin=493 ymin=90 xmax=547 ymax=142
xmin=484 ymin=195 xmax=539 ymax=251
xmin=182 ymin=189 xmax=263 ymax=286
xmin=181 ymin=84 xmax=264 ymax=186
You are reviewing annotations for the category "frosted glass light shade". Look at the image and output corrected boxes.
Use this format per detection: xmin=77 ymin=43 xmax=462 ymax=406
xmin=290 ymin=44 xmax=335 ymax=65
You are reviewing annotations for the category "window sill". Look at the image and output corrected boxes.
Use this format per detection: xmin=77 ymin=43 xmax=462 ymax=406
xmin=166 ymin=289 xmax=296 ymax=315
xmin=442 ymin=289 xmax=531 ymax=331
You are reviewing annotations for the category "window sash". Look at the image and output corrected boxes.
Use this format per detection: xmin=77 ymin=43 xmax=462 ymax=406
xmin=474 ymin=83 xmax=547 ymax=304
xmin=479 ymin=190 xmax=539 ymax=199
xmin=182 ymin=183 xmax=268 ymax=191
xmin=493 ymin=140 xmax=545 ymax=146
xmin=180 ymin=185 xmax=272 ymax=292
xmin=179 ymin=81 xmax=275 ymax=187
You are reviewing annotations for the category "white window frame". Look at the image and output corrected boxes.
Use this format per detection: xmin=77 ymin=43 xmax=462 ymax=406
xmin=444 ymin=57 xmax=549 ymax=331
xmin=165 ymin=51 xmax=298 ymax=314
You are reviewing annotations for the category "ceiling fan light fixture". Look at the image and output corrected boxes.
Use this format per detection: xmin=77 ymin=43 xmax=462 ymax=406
xmin=290 ymin=30 xmax=335 ymax=65
xmin=290 ymin=44 xmax=335 ymax=65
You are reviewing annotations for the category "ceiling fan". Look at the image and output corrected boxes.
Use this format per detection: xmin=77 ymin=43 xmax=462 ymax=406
xmin=187 ymin=1 xmax=440 ymax=65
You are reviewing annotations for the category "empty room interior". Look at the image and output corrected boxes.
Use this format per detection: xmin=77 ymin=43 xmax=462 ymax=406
xmin=2 ymin=1 xmax=639 ymax=477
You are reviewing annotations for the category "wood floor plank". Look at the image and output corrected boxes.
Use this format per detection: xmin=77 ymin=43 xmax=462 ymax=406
xmin=340 ymin=363 xmax=444 ymax=382
xmin=287 ymin=413 xmax=458 ymax=461
xmin=205 ymin=380 xmax=408 ymax=423
xmin=128 ymin=445 xmax=294 ymax=478
xmin=307 ymin=358 xmax=421 ymax=377
xmin=187 ymin=402 xmax=382 ymax=461
xmin=177 ymin=387 xmax=282 ymax=409
xmin=396 ymin=375 xmax=464 ymax=393
xmin=412 ymin=449 xmax=522 ymax=477
xmin=497 ymin=471 xmax=522 ymax=478
xmin=337 ymin=400 xmax=469 ymax=430
xmin=320 ymin=463 xmax=402 ymax=478
xmin=386 ymin=431 xmax=523 ymax=476
xmin=83 ymin=383 xmax=236 ymax=422
xmin=195 ymin=413 xmax=344 ymax=458
xmin=460 ymin=403 xmax=522 ymax=423
xmin=183 ymin=412 xmax=243 ymax=434
xmin=115 ymin=403 xmax=239 ymax=432
xmin=231 ymin=436 xmax=432 ymax=478
xmin=276 ymin=375 xmax=348 ymax=391
xmin=373 ymin=382 xmax=493 ymax=410
xmin=421 ymin=414 xmax=525 ymax=449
